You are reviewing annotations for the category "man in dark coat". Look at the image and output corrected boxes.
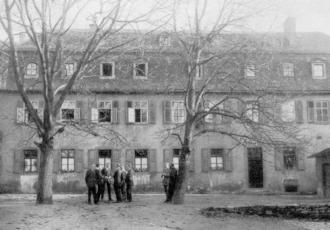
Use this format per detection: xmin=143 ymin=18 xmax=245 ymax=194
xmin=161 ymin=163 xmax=170 ymax=202
xmin=166 ymin=163 xmax=177 ymax=202
xmin=125 ymin=164 xmax=134 ymax=202
xmin=120 ymin=169 xmax=127 ymax=201
xmin=85 ymin=164 xmax=97 ymax=204
xmin=95 ymin=163 xmax=105 ymax=203
xmin=101 ymin=163 xmax=112 ymax=202
xmin=113 ymin=164 xmax=122 ymax=202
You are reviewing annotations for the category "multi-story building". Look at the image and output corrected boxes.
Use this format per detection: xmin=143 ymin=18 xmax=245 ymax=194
xmin=1 ymin=18 xmax=330 ymax=197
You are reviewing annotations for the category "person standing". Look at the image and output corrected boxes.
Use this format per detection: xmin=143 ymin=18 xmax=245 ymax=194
xmin=161 ymin=164 xmax=170 ymax=202
xmin=95 ymin=163 xmax=105 ymax=203
xmin=125 ymin=164 xmax=134 ymax=202
xmin=85 ymin=164 xmax=97 ymax=204
xmin=166 ymin=163 xmax=177 ymax=203
xmin=113 ymin=164 xmax=122 ymax=202
xmin=120 ymin=168 xmax=127 ymax=201
xmin=101 ymin=163 xmax=113 ymax=202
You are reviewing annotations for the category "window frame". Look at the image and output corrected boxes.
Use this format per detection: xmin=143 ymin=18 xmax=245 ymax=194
xmin=171 ymin=100 xmax=185 ymax=124
xmin=133 ymin=62 xmax=148 ymax=79
xmin=25 ymin=63 xmax=38 ymax=79
xmin=134 ymin=149 xmax=149 ymax=172
xmin=128 ymin=100 xmax=149 ymax=124
xmin=61 ymin=149 xmax=75 ymax=173
xmin=159 ymin=34 xmax=171 ymax=47
xmin=312 ymin=62 xmax=326 ymax=79
xmin=98 ymin=149 xmax=112 ymax=169
xmin=24 ymin=149 xmax=38 ymax=173
xmin=283 ymin=62 xmax=294 ymax=77
xmin=60 ymin=100 xmax=77 ymax=121
xmin=97 ymin=100 xmax=112 ymax=123
xmin=64 ymin=63 xmax=75 ymax=78
xmin=210 ymin=148 xmax=224 ymax=171
xmin=246 ymin=101 xmax=259 ymax=122
xmin=100 ymin=62 xmax=115 ymax=79
xmin=283 ymin=146 xmax=297 ymax=170
xmin=245 ymin=64 xmax=256 ymax=78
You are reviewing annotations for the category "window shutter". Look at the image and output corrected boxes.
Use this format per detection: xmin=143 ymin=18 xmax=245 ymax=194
xmin=223 ymin=100 xmax=232 ymax=123
xmin=297 ymin=147 xmax=305 ymax=171
xmin=189 ymin=149 xmax=195 ymax=172
xmin=125 ymin=149 xmax=134 ymax=169
xmin=89 ymin=99 xmax=97 ymax=122
xmin=149 ymin=149 xmax=157 ymax=173
xmin=148 ymin=100 xmax=156 ymax=124
xmin=163 ymin=149 xmax=172 ymax=171
xmin=163 ymin=101 xmax=172 ymax=124
xmin=112 ymin=100 xmax=119 ymax=124
xmin=306 ymin=101 xmax=314 ymax=123
xmin=16 ymin=101 xmax=25 ymax=124
xmin=224 ymin=149 xmax=233 ymax=172
xmin=274 ymin=146 xmax=283 ymax=171
xmin=126 ymin=101 xmax=134 ymax=124
xmin=295 ymin=100 xmax=303 ymax=123
xmin=75 ymin=149 xmax=84 ymax=172
xmin=75 ymin=100 xmax=82 ymax=122
xmin=53 ymin=149 xmax=60 ymax=173
xmin=111 ymin=149 xmax=121 ymax=173
xmin=201 ymin=148 xmax=210 ymax=172
xmin=13 ymin=149 xmax=23 ymax=174
xmin=38 ymin=100 xmax=44 ymax=121
xmin=88 ymin=149 xmax=98 ymax=168
xmin=91 ymin=108 xmax=98 ymax=123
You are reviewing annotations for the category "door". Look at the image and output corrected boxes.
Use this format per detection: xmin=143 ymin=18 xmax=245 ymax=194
xmin=248 ymin=147 xmax=263 ymax=188
xmin=323 ymin=164 xmax=330 ymax=197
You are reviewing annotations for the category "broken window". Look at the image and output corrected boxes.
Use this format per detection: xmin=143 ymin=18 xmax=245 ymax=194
xmin=246 ymin=102 xmax=259 ymax=122
xmin=283 ymin=147 xmax=296 ymax=170
xmin=98 ymin=149 xmax=111 ymax=169
xmin=210 ymin=149 xmax=224 ymax=170
xmin=159 ymin=34 xmax=171 ymax=47
xmin=307 ymin=100 xmax=329 ymax=122
xmin=101 ymin=63 xmax=114 ymax=77
xmin=98 ymin=101 xmax=112 ymax=123
xmin=61 ymin=149 xmax=75 ymax=172
xmin=24 ymin=150 xmax=38 ymax=173
xmin=134 ymin=63 xmax=147 ymax=78
xmin=61 ymin=101 xmax=79 ymax=121
xmin=135 ymin=149 xmax=148 ymax=172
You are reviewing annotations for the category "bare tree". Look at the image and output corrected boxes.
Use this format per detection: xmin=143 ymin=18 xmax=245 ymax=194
xmin=163 ymin=0 xmax=301 ymax=204
xmin=0 ymin=0 xmax=166 ymax=204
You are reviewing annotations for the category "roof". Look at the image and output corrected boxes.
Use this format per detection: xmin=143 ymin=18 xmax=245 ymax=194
xmin=308 ymin=148 xmax=330 ymax=158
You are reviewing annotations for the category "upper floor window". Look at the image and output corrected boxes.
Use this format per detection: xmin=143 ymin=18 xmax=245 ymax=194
xmin=210 ymin=148 xmax=224 ymax=170
xmin=61 ymin=100 xmax=80 ymax=121
xmin=100 ymin=62 xmax=115 ymax=78
xmin=312 ymin=62 xmax=326 ymax=79
xmin=24 ymin=150 xmax=38 ymax=173
xmin=97 ymin=101 xmax=112 ymax=122
xmin=307 ymin=100 xmax=329 ymax=123
xmin=171 ymin=101 xmax=185 ymax=123
xmin=281 ymin=101 xmax=295 ymax=122
xmin=25 ymin=63 xmax=38 ymax=78
xmin=135 ymin=149 xmax=148 ymax=172
xmin=128 ymin=101 xmax=148 ymax=123
xmin=245 ymin=64 xmax=256 ymax=78
xmin=65 ymin=63 xmax=75 ymax=77
xmin=283 ymin=63 xmax=294 ymax=77
xmin=283 ymin=147 xmax=296 ymax=170
xmin=134 ymin=62 xmax=148 ymax=79
xmin=98 ymin=149 xmax=111 ymax=169
xmin=159 ymin=34 xmax=171 ymax=47
xmin=246 ymin=102 xmax=259 ymax=122
xmin=61 ymin=149 xmax=75 ymax=172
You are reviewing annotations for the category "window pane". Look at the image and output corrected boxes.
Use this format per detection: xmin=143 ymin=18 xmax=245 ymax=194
xmin=313 ymin=64 xmax=324 ymax=77
xmin=210 ymin=157 xmax=217 ymax=164
xmin=136 ymin=63 xmax=146 ymax=76
xmin=62 ymin=159 xmax=68 ymax=171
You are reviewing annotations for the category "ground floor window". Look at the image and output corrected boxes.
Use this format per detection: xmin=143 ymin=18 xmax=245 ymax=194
xmin=135 ymin=149 xmax=148 ymax=172
xmin=61 ymin=149 xmax=75 ymax=172
xmin=210 ymin=148 xmax=224 ymax=170
xmin=173 ymin=149 xmax=181 ymax=169
xmin=99 ymin=149 xmax=111 ymax=169
xmin=24 ymin=150 xmax=38 ymax=173
xmin=283 ymin=147 xmax=296 ymax=170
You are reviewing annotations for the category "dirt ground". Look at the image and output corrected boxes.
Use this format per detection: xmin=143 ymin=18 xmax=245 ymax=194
xmin=0 ymin=194 xmax=330 ymax=230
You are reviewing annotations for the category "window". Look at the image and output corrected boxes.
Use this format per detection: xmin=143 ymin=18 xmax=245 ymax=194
xmin=98 ymin=149 xmax=111 ymax=169
xmin=173 ymin=149 xmax=181 ymax=169
xmin=245 ymin=64 xmax=255 ymax=78
xmin=246 ymin=102 xmax=259 ymax=122
xmin=312 ymin=62 xmax=326 ymax=79
xmin=134 ymin=62 xmax=148 ymax=78
xmin=281 ymin=101 xmax=295 ymax=122
xmin=98 ymin=101 xmax=112 ymax=122
xmin=283 ymin=147 xmax=296 ymax=170
xmin=100 ymin=62 xmax=115 ymax=78
xmin=24 ymin=150 xmax=38 ymax=173
xmin=61 ymin=101 xmax=79 ymax=121
xmin=65 ymin=63 xmax=75 ymax=77
xmin=205 ymin=101 xmax=223 ymax=123
xmin=25 ymin=63 xmax=38 ymax=78
xmin=61 ymin=149 xmax=75 ymax=172
xmin=135 ymin=149 xmax=148 ymax=172
xmin=0 ymin=75 xmax=7 ymax=89
xmin=210 ymin=149 xmax=224 ymax=170
xmin=25 ymin=100 xmax=39 ymax=123
xmin=171 ymin=101 xmax=185 ymax=123
xmin=307 ymin=100 xmax=329 ymax=122
xmin=159 ymin=34 xmax=171 ymax=47
xmin=283 ymin=63 xmax=294 ymax=77
xmin=128 ymin=101 xmax=148 ymax=123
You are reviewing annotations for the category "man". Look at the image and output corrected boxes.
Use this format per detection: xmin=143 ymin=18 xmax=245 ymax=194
xmin=101 ymin=163 xmax=112 ymax=202
xmin=85 ymin=164 xmax=97 ymax=204
xmin=120 ymin=168 xmax=127 ymax=201
xmin=95 ymin=163 xmax=105 ymax=203
xmin=125 ymin=164 xmax=134 ymax=202
xmin=113 ymin=163 xmax=122 ymax=202
xmin=166 ymin=163 xmax=177 ymax=203
xmin=161 ymin=163 xmax=170 ymax=202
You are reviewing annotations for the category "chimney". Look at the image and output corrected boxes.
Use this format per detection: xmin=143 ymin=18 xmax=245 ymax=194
xmin=283 ymin=17 xmax=296 ymax=47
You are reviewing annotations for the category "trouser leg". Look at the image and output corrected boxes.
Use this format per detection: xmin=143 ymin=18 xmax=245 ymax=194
xmin=126 ymin=185 xmax=132 ymax=202
xmin=91 ymin=187 xmax=97 ymax=204
xmin=88 ymin=187 xmax=92 ymax=203
xmin=114 ymin=184 xmax=122 ymax=202
xmin=168 ymin=183 xmax=174 ymax=201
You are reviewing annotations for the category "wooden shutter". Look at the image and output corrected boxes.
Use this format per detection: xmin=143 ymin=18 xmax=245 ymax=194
xmin=16 ymin=101 xmax=25 ymax=124
xmin=126 ymin=101 xmax=133 ymax=124
xmin=75 ymin=149 xmax=84 ymax=172
xmin=53 ymin=149 xmax=61 ymax=173
xmin=224 ymin=149 xmax=233 ymax=172
xmin=306 ymin=101 xmax=314 ymax=123
xmin=149 ymin=149 xmax=157 ymax=173
xmin=75 ymin=100 xmax=82 ymax=122
xmin=89 ymin=99 xmax=98 ymax=122
xmin=38 ymin=100 xmax=44 ymax=121
xmin=297 ymin=147 xmax=305 ymax=171
xmin=189 ymin=149 xmax=195 ymax=172
xmin=274 ymin=146 xmax=283 ymax=171
xmin=148 ymin=100 xmax=156 ymax=124
xmin=111 ymin=149 xmax=121 ymax=172
xmin=88 ymin=149 xmax=98 ymax=167
xmin=13 ymin=149 xmax=23 ymax=174
xmin=201 ymin=148 xmax=210 ymax=172
xmin=163 ymin=149 xmax=172 ymax=171
xmin=112 ymin=100 xmax=119 ymax=124
xmin=295 ymin=100 xmax=304 ymax=123
xmin=163 ymin=101 xmax=172 ymax=124
xmin=223 ymin=100 xmax=232 ymax=123
xmin=125 ymin=149 xmax=134 ymax=169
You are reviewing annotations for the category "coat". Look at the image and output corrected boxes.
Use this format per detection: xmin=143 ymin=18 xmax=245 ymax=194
xmin=125 ymin=169 xmax=134 ymax=187
xmin=113 ymin=168 xmax=122 ymax=186
xmin=85 ymin=169 xmax=96 ymax=188
xmin=169 ymin=167 xmax=177 ymax=185
xmin=101 ymin=167 xmax=112 ymax=184
xmin=95 ymin=168 xmax=104 ymax=185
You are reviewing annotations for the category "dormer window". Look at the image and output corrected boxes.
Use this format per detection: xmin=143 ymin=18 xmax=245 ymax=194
xmin=312 ymin=62 xmax=326 ymax=79
xmin=245 ymin=64 xmax=256 ymax=78
xmin=100 ymin=62 xmax=115 ymax=79
xmin=134 ymin=62 xmax=148 ymax=79
xmin=159 ymin=34 xmax=171 ymax=47
xmin=25 ymin=63 xmax=38 ymax=79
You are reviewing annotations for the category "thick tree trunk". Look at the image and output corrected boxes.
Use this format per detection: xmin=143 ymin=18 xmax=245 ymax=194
xmin=36 ymin=138 xmax=54 ymax=204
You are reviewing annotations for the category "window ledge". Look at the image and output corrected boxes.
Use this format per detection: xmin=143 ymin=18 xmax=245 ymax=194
xmin=100 ymin=76 xmax=115 ymax=79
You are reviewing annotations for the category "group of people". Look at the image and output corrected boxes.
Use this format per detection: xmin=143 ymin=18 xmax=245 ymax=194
xmin=85 ymin=163 xmax=133 ymax=204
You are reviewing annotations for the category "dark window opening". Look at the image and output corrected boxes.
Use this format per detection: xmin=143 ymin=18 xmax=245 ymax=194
xmin=102 ymin=63 xmax=113 ymax=77
xmin=98 ymin=109 xmax=111 ymax=122
xmin=62 ymin=109 xmax=74 ymax=120
xmin=61 ymin=149 xmax=75 ymax=172
xmin=135 ymin=63 xmax=146 ymax=77
xmin=283 ymin=147 xmax=297 ymax=170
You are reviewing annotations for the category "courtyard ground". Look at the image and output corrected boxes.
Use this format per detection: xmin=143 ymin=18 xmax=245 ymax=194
xmin=0 ymin=193 xmax=330 ymax=230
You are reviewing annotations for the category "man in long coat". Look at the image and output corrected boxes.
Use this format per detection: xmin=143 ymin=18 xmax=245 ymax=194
xmin=166 ymin=163 xmax=177 ymax=202
xmin=125 ymin=164 xmax=134 ymax=202
xmin=101 ymin=163 xmax=112 ymax=202
xmin=85 ymin=164 xmax=97 ymax=204
xmin=113 ymin=164 xmax=122 ymax=202
xmin=95 ymin=163 xmax=105 ymax=203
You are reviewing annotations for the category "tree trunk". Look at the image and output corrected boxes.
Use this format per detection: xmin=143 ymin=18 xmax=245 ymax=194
xmin=36 ymin=138 xmax=54 ymax=204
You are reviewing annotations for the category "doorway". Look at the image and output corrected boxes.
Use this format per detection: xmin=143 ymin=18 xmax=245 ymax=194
xmin=323 ymin=164 xmax=330 ymax=197
xmin=248 ymin=147 xmax=263 ymax=188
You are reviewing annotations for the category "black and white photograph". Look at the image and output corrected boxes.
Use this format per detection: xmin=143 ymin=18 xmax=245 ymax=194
xmin=0 ymin=0 xmax=330 ymax=229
